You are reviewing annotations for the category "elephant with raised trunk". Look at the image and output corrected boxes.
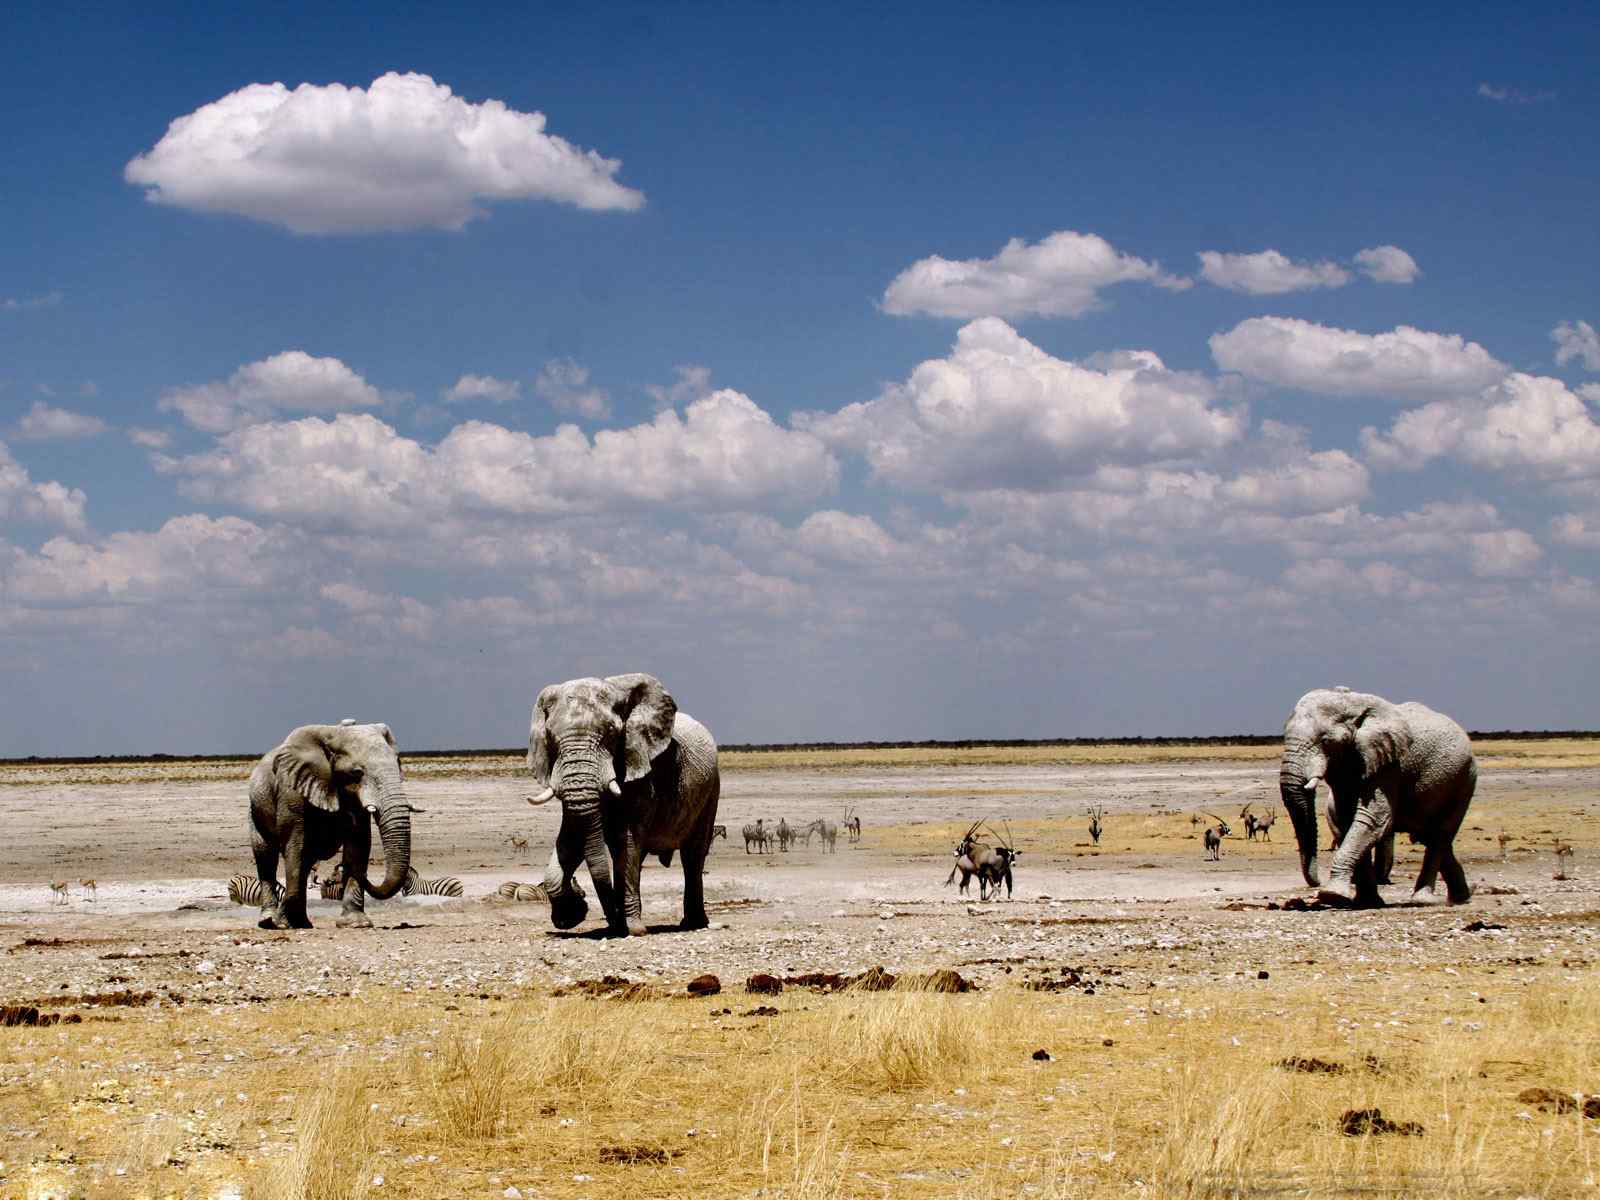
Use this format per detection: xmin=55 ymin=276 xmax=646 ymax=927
xmin=248 ymin=720 xmax=416 ymax=929
xmin=1280 ymin=688 xmax=1477 ymax=908
xmin=525 ymin=674 xmax=719 ymax=937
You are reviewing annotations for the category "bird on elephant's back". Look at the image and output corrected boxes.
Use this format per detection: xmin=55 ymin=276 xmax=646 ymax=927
xmin=1278 ymin=687 xmax=1477 ymax=909
xmin=523 ymin=673 xmax=720 ymax=937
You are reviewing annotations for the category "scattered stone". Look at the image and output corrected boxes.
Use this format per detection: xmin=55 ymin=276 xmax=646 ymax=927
xmin=1518 ymin=1087 xmax=1600 ymax=1117
xmin=1031 ymin=1049 xmax=1052 ymax=1061
xmin=746 ymin=973 xmax=783 ymax=995
xmin=741 ymin=1006 xmax=780 ymax=1017
xmin=1482 ymin=884 xmax=1520 ymax=895
xmin=1461 ymin=920 xmax=1507 ymax=932
xmin=1102 ymin=1038 xmax=1114 ymax=1047
xmin=1338 ymin=1107 xmax=1423 ymax=1136
xmin=598 ymin=1144 xmax=673 ymax=1165
xmin=687 ymin=974 xmax=721 ymax=997
xmin=1279 ymin=1056 xmax=1345 ymax=1075
xmin=1257 ymin=970 xmax=1269 ymax=980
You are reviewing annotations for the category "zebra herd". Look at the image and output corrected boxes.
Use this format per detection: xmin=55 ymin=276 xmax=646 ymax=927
xmin=740 ymin=814 xmax=860 ymax=854
xmin=225 ymin=867 xmax=462 ymax=908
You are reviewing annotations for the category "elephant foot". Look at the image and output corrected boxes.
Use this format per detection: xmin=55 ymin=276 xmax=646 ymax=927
xmin=336 ymin=912 xmax=373 ymax=929
xmin=679 ymin=912 xmax=709 ymax=932
xmin=626 ymin=919 xmax=648 ymax=938
xmin=258 ymin=914 xmax=289 ymax=930
xmin=1317 ymin=881 xmax=1358 ymax=907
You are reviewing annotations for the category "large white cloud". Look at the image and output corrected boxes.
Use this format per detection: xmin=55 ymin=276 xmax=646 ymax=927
xmin=13 ymin=402 xmax=108 ymax=440
xmin=124 ymin=72 xmax=644 ymax=234
xmin=1210 ymin=317 xmax=1507 ymax=398
xmin=160 ymin=351 xmax=383 ymax=433
xmin=0 ymin=441 xmax=87 ymax=531
xmin=165 ymin=390 xmax=837 ymax=524
xmin=881 ymin=231 xmax=1190 ymax=319
xmin=799 ymin=318 xmax=1244 ymax=490
xmin=1553 ymin=320 xmax=1600 ymax=371
xmin=1197 ymin=250 xmax=1349 ymax=295
xmin=1362 ymin=372 xmax=1600 ymax=482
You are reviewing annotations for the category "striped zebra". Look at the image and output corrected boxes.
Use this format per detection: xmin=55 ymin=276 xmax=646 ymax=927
xmin=228 ymin=874 xmax=284 ymax=907
xmin=400 ymin=867 xmax=464 ymax=898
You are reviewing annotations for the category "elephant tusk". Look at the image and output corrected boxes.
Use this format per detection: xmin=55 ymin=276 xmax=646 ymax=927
xmin=526 ymin=788 xmax=555 ymax=806
xmin=364 ymin=803 xmax=380 ymax=815
xmin=607 ymin=780 xmax=622 ymax=798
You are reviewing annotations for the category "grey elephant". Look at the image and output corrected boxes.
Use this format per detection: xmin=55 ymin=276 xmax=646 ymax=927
xmin=524 ymin=674 xmax=719 ymax=936
xmin=1279 ymin=687 xmax=1477 ymax=908
xmin=248 ymin=721 xmax=416 ymax=929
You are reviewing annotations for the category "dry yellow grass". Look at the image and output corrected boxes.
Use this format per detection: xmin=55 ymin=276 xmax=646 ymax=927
xmin=5 ymin=967 xmax=1598 ymax=1199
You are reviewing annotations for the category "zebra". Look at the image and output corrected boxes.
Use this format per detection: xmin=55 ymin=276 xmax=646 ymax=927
xmin=805 ymin=818 xmax=838 ymax=853
xmin=398 ymin=867 xmax=463 ymax=898
xmin=776 ymin=818 xmax=793 ymax=852
xmin=495 ymin=881 xmax=522 ymax=899
xmin=228 ymin=874 xmax=284 ymax=907
xmin=711 ymin=824 xmax=727 ymax=842
xmin=514 ymin=883 xmax=543 ymax=901
xmin=743 ymin=819 xmax=769 ymax=854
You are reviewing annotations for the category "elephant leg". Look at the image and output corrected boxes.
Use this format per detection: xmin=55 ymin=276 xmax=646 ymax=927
xmin=1375 ymin=831 xmax=1395 ymax=885
xmin=279 ymin=828 xmax=313 ymax=929
xmin=612 ymin=822 xmax=647 ymax=937
xmin=336 ymin=821 xmax=372 ymax=929
xmin=1409 ymin=843 xmax=1442 ymax=902
xmin=1321 ymin=789 xmax=1390 ymax=907
xmin=680 ymin=840 xmax=710 ymax=932
xmin=1438 ymin=845 xmax=1471 ymax=905
xmin=252 ymin=836 xmax=283 ymax=930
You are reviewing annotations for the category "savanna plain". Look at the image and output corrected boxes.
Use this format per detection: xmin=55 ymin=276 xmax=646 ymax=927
xmin=2 ymin=739 xmax=1598 ymax=1199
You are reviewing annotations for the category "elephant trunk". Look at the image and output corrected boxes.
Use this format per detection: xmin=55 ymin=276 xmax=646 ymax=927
xmin=359 ymin=766 xmax=412 ymax=900
xmin=543 ymin=735 xmax=616 ymax=929
xmin=1280 ymin=736 xmax=1322 ymax=888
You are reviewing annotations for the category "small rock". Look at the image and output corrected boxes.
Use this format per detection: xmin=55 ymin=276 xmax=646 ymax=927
xmin=687 ymin=974 xmax=721 ymax=997
xmin=1257 ymin=970 xmax=1269 ymax=980
xmin=504 ymin=1188 xmax=522 ymax=1198
xmin=746 ymin=973 xmax=783 ymax=995
xmin=1339 ymin=1107 xmax=1423 ymax=1136
xmin=1032 ymin=1049 xmax=1052 ymax=1061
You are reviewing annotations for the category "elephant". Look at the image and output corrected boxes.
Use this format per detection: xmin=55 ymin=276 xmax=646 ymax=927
xmin=524 ymin=673 xmax=720 ymax=937
xmin=248 ymin=720 xmax=416 ymax=929
xmin=1279 ymin=687 xmax=1477 ymax=908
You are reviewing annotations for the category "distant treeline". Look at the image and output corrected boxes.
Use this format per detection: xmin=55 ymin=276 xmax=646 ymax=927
xmin=3 ymin=729 xmax=1595 ymax=767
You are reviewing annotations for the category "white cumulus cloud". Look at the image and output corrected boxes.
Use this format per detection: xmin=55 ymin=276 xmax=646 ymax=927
xmin=124 ymin=71 xmax=644 ymax=234
xmin=160 ymin=351 xmax=382 ymax=432
xmin=1210 ymin=317 xmax=1507 ymax=398
xmin=1553 ymin=320 xmax=1600 ymax=371
xmin=1197 ymin=250 xmax=1350 ymax=294
xmin=1353 ymin=245 xmax=1420 ymax=284
xmin=1361 ymin=372 xmax=1600 ymax=482
xmin=881 ymin=231 xmax=1190 ymax=319
xmin=166 ymin=392 xmax=837 ymax=525
xmin=442 ymin=374 xmax=520 ymax=404
xmin=798 ymin=318 xmax=1244 ymax=491
xmin=533 ymin=359 xmax=611 ymax=419
xmin=14 ymin=402 xmax=109 ymax=440
xmin=0 ymin=440 xmax=88 ymax=531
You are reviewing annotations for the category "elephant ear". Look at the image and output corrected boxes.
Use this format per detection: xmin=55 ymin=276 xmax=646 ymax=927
xmin=1354 ymin=702 xmax=1410 ymax=778
xmin=526 ymin=686 xmax=559 ymax=786
xmin=606 ymin=673 xmax=677 ymax=783
xmin=272 ymin=726 xmax=338 ymax=813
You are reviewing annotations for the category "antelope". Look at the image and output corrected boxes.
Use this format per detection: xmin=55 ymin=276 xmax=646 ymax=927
xmin=1086 ymin=806 xmax=1105 ymax=845
xmin=1497 ymin=831 xmax=1510 ymax=861
xmin=973 ymin=820 xmax=1020 ymax=900
xmin=1554 ymin=840 xmax=1574 ymax=881
xmin=1240 ymin=803 xmax=1276 ymax=842
xmin=844 ymin=806 xmax=862 ymax=843
xmin=945 ymin=820 xmax=1017 ymax=899
xmin=508 ymin=834 xmax=530 ymax=853
xmin=48 ymin=880 xmax=70 ymax=905
xmin=1202 ymin=812 xmax=1230 ymax=861
xmin=78 ymin=878 xmax=97 ymax=901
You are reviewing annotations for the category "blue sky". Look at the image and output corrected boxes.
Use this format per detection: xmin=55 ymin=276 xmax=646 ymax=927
xmin=1 ymin=2 xmax=1597 ymax=753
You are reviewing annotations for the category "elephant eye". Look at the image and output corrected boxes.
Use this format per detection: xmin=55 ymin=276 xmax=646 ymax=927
xmin=342 ymin=765 xmax=365 ymax=782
